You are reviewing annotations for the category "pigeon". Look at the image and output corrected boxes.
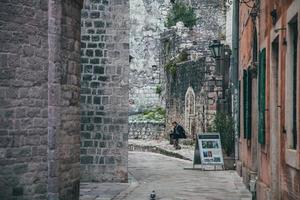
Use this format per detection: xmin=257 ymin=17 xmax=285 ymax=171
xmin=150 ymin=190 xmax=156 ymax=200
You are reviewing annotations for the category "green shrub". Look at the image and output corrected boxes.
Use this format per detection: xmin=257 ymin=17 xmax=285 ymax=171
xmin=155 ymin=85 xmax=162 ymax=95
xmin=165 ymin=1 xmax=197 ymax=28
xmin=212 ymin=112 xmax=235 ymax=156
xmin=142 ymin=107 xmax=166 ymax=121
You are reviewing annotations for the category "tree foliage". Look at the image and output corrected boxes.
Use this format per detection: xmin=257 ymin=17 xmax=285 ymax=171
xmin=212 ymin=112 xmax=235 ymax=156
xmin=165 ymin=1 xmax=197 ymax=28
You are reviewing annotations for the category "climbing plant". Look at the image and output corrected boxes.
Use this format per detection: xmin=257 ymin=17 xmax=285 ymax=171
xmin=165 ymin=1 xmax=197 ymax=28
xmin=164 ymin=50 xmax=189 ymax=76
xmin=155 ymin=85 xmax=162 ymax=95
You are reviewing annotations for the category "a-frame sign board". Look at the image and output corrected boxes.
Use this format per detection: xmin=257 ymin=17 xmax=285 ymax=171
xmin=193 ymin=133 xmax=224 ymax=170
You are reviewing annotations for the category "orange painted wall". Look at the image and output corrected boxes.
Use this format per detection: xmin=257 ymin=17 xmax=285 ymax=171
xmin=239 ymin=0 xmax=300 ymax=199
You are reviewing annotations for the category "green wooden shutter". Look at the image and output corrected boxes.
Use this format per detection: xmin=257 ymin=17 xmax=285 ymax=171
xmin=243 ymin=70 xmax=248 ymax=138
xmin=246 ymin=69 xmax=252 ymax=139
xmin=238 ymin=81 xmax=241 ymax=138
xmin=243 ymin=70 xmax=247 ymax=138
xmin=258 ymin=49 xmax=266 ymax=144
xmin=243 ymin=69 xmax=252 ymax=140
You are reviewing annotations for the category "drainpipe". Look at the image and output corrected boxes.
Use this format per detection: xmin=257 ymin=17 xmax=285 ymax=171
xmin=232 ymin=0 xmax=240 ymax=161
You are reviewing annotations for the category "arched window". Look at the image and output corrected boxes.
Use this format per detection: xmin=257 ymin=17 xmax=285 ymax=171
xmin=185 ymin=87 xmax=196 ymax=137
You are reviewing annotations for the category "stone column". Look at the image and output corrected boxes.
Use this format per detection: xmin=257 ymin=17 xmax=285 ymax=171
xmin=80 ymin=0 xmax=129 ymax=182
xmin=48 ymin=0 xmax=83 ymax=199
xmin=0 ymin=0 xmax=83 ymax=199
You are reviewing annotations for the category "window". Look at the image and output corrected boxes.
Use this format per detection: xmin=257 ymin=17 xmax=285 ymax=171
xmin=253 ymin=28 xmax=258 ymax=63
xmin=185 ymin=87 xmax=195 ymax=136
xmin=258 ymin=49 xmax=266 ymax=144
xmin=243 ymin=69 xmax=252 ymax=139
xmin=290 ymin=17 xmax=298 ymax=149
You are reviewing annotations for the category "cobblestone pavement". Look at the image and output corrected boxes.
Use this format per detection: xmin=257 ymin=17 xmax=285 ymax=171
xmin=80 ymin=151 xmax=251 ymax=200
xmin=115 ymin=152 xmax=252 ymax=200
xmin=80 ymin=182 xmax=130 ymax=200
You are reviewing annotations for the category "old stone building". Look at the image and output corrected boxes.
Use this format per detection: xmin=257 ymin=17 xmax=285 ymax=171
xmin=161 ymin=0 xmax=230 ymax=137
xmin=237 ymin=0 xmax=300 ymax=199
xmin=0 ymin=1 xmax=83 ymax=199
xmin=0 ymin=0 xmax=129 ymax=199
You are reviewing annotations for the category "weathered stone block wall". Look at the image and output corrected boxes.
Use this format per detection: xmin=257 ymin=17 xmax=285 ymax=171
xmin=165 ymin=59 xmax=206 ymax=135
xmin=191 ymin=0 xmax=225 ymax=35
xmin=161 ymin=0 xmax=225 ymax=136
xmin=129 ymin=0 xmax=170 ymax=113
xmin=0 ymin=0 xmax=83 ymax=199
xmin=48 ymin=1 xmax=83 ymax=199
xmin=80 ymin=0 xmax=129 ymax=182
xmin=129 ymin=122 xmax=165 ymax=140
xmin=0 ymin=2 xmax=49 ymax=199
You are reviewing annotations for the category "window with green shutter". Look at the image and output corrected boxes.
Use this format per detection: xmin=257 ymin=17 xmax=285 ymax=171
xmin=243 ymin=69 xmax=252 ymax=139
xmin=243 ymin=70 xmax=247 ymax=139
xmin=258 ymin=49 xmax=266 ymax=144
xmin=247 ymin=69 xmax=252 ymax=139
xmin=238 ymin=81 xmax=241 ymax=138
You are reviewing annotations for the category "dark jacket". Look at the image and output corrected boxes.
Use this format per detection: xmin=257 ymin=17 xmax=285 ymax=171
xmin=173 ymin=124 xmax=186 ymax=139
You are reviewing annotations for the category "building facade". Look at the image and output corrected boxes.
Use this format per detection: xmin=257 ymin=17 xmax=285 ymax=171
xmin=0 ymin=0 xmax=130 ymax=199
xmin=237 ymin=0 xmax=300 ymax=199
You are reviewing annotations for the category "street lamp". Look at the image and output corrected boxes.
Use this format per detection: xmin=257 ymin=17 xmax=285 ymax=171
xmin=209 ymin=40 xmax=223 ymax=59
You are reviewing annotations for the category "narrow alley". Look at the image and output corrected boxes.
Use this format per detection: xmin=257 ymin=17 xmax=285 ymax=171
xmin=121 ymin=152 xmax=252 ymax=200
xmin=81 ymin=151 xmax=252 ymax=200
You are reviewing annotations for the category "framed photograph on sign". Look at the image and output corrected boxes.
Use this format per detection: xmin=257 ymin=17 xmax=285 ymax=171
xmin=198 ymin=133 xmax=224 ymax=166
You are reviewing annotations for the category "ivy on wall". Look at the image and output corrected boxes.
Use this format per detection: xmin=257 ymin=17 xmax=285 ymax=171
xmin=155 ymin=85 xmax=162 ymax=95
xmin=164 ymin=50 xmax=189 ymax=76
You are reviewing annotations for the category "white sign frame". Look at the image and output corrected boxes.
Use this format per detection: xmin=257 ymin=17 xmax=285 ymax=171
xmin=198 ymin=132 xmax=224 ymax=166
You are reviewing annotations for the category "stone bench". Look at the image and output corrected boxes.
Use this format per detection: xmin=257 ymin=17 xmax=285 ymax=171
xmin=179 ymin=138 xmax=194 ymax=146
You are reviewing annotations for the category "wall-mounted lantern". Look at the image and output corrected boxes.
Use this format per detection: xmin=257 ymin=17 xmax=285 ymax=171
xmin=209 ymin=40 xmax=223 ymax=59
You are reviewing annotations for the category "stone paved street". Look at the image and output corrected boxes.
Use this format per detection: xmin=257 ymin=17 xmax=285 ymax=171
xmin=80 ymin=151 xmax=251 ymax=200
xmin=114 ymin=152 xmax=251 ymax=200
xmin=129 ymin=139 xmax=194 ymax=160
xmin=80 ymin=183 xmax=129 ymax=200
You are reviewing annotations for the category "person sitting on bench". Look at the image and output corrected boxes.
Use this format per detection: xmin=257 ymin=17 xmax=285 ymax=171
xmin=170 ymin=121 xmax=186 ymax=150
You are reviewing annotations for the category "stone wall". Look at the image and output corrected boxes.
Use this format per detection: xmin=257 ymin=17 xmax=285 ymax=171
xmin=129 ymin=0 xmax=170 ymax=112
xmin=0 ymin=0 xmax=83 ymax=199
xmin=192 ymin=0 xmax=225 ymax=29
xmin=161 ymin=0 xmax=226 ymax=137
xmin=80 ymin=0 xmax=129 ymax=182
xmin=165 ymin=59 xmax=207 ymax=137
xmin=129 ymin=122 xmax=165 ymax=140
